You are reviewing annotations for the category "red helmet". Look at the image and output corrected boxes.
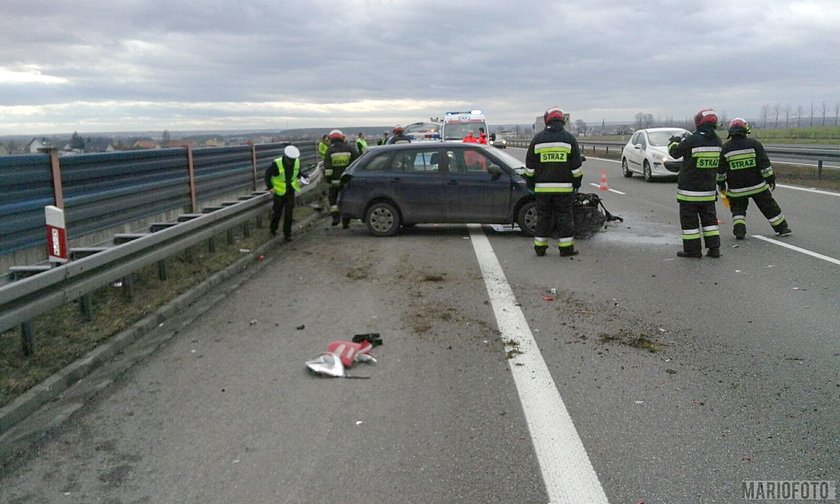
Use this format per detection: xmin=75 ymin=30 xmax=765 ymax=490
xmin=544 ymin=107 xmax=566 ymax=125
xmin=693 ymin=108 xmax=719 ymax=128
xmin=728 ymin=117 xmax=751 ymax=136
xmin=393 ymin=125 xmax=405 ymax=135
xmin=328 ymin=129 xmax=344 ymax=140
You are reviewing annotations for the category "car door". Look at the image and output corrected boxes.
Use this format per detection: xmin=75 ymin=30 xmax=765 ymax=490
xmin=385 ymin=147 xmax=449 ymax=222
xmin=627 ymin=131 xmax=644 ymax=172
xmin=443 ymin=147 xmax=512 ymax=222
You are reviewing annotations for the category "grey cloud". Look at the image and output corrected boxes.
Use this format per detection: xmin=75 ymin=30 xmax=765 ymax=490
xmin=1 ymin=0 xmax=838 ymax=134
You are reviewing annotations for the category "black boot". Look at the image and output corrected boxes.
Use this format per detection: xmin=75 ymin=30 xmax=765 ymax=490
xmin=534 ymin=245 xmax=547 ymax=257
xmin=706 ymin=247 xmax=720 ymax=258
xmin=559 ymin=248 xmax=579 ymax=257
xmin=331 ymin=214 xmax=340 ymax=226
xmin=776 ymin=226 xmax=791 ymax=236
xmin=341 ymin=217 xmax=351 ymax=229
xmin=734 ymin=223 xmax=746 ymax=240
xmin=677 ymin=250 xmax=702 ymax=258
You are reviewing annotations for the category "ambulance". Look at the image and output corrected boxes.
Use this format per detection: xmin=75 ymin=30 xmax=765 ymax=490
xmin=440 ymin=110 xmax=488 ymax=142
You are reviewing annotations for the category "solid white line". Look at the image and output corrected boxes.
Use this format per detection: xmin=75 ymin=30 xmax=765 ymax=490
xmin=775 ymin=184 xmax=840 ymax=197
xmin=468 ymin=224 xmax=610 ymax=504
xmin=587 ymin=183 xmax=626 ymax=195
xmin=752 ymin=235 xmax=840 ymax=266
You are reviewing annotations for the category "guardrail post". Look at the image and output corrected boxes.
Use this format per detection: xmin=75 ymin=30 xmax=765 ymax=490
xmin=123 ymin=274 xmax=135 ymax=300
xmin=158 ymin=260 xmax=167 ymax=281
xmin=250 ymin=142 xmax=258 ymax=192
xmin=80 ymin=294 xmax=94 ymax=321
xmin=186 ymin=146 xmax=197 ymax=213
xmin=37 ymin=147 xmax=64 ymax=208
xmin=818 ymin=160 xmax=823 ymax=179
xmin=21 ymin=321 xmax=35 ymax=356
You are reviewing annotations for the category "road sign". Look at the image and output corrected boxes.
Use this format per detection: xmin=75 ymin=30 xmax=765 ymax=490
xmin=45 ymin=205 xmax=68 ymax=263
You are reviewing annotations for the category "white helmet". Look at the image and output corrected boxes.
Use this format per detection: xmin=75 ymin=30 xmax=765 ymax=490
xmin=283 ymin=145 xmax=300 ymax=159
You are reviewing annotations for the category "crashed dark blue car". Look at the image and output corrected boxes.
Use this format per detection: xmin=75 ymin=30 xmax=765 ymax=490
xmin=338 ymin=142 xmax=537 ymax=237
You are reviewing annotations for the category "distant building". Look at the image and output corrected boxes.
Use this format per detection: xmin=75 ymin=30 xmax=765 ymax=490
xmin=131 ymin=140 xmax=160 ymax=150
xmin=28 ymin=138 xmax=52 ymax=153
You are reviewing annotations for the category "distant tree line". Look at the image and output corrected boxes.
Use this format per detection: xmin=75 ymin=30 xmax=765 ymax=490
xmin=758 ymin=101 xmax=840 ymax=129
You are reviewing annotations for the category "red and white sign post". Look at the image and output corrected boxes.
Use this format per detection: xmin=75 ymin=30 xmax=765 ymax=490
xmin=45 ymin=205 xmax=68 ymax=264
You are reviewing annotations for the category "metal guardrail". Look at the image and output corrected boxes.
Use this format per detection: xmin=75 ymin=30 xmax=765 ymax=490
xmin=0 ymin=163 xmax=323 ymax=351
xmin=507 ymin=139 xmax=840 ymax=176
xmin=0 ymin=142 xmax=318 ymax=258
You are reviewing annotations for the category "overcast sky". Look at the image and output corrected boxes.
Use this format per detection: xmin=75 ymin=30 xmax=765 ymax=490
xmin=2 ymin=0 xmax=839 ymax=135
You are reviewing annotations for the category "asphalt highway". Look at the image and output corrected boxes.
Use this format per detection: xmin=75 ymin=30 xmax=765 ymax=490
xmin=0 ymin=148 xmax=837 ymax=503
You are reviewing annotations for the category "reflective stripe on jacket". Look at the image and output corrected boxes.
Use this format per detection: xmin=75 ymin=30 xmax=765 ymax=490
xmin=668 ymin=125 xmax=722 ymax=202
xmin=524 ymin=123 xmax=583 ymax=191
xmin=718 ymin=136 xmax=773 ymax=198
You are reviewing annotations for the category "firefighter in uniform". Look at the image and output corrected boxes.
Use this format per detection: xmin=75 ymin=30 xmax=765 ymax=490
xmin=718 ymin=118 xmax=791 ymax=239
xmin=323 ymin=129 xmax=358 ymax=227
xmin=264 ymin=145 xmax=304 ymax=241
xmin=668 ymin=108 xmax=723 ymax=258
xmin=386 ymin=125 xmax=411 ymax=144
xmin=524 ymin=107 xmax=583 ymax=257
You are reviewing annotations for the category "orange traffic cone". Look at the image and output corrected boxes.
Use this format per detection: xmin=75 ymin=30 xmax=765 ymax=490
xmin=598 ymin=169 xmax=609 ymax=191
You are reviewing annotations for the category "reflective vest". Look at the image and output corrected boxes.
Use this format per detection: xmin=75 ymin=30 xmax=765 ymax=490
xmin=317 ymin=141 xmax=329 ymax=159
xmin=356 ymin=137 xmax=368 ymax=153
xmin=270 ymin=157 xmax=301 ymax=195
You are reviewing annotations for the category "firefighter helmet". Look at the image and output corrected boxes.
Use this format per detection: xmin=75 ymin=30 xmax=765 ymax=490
xmin=328 ymin=129 xmax=344 ymax=140
xmin=728 ymin=117 xmax=751 ymax=136
xmin=693 ymin=108 xmax=719 ymax=128
xmin=393 ymin=125 xmax=405 ymax=135
xmin=283 ymin=145 xmax=300 ymax=159
xmin=544 ymin=107 xmax=566 ymax=125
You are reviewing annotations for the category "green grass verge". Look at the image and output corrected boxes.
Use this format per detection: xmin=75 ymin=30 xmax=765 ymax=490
xmin=0 ymin=207 xmax=317 ymax=409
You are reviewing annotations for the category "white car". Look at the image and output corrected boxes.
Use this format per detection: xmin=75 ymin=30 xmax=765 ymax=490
xmin=490 ymin=133 xmax=507 ymax=149
xmin=621 ymin=127 xmax=689 ymax=181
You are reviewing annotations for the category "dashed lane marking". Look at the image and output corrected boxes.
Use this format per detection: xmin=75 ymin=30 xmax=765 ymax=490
xmin=775 ymin=184 xmax=840 ymax=197
xmin=752 ymin=235 xmax=840 ymax=266
xmin=587 ymin=183 xmax=626 ymax=195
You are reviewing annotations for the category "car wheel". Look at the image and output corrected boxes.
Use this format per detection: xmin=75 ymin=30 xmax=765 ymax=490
xmin=365 ymin=202 xmax=400 ymax=236
xmin=643 ymin=161 xmax=653 ymax=182
xmin=622 ymin=158 xmax=633 ymax=178
xmin=516 ymin=200 xmax=537 ymax=236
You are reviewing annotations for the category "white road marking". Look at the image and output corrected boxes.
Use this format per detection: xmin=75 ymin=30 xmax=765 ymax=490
xmin=775 ymin=184 xmax=840 ymax=197
xmin=468 ymin=224 xmax=610 ymax=504
xmin=752 ymin=235 xmax=840 ymax=266
xmin=587 ymin=183 xmax=626 ymax=195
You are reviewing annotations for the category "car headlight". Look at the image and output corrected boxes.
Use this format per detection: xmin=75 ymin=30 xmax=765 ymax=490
xmin=651 ymin=152 xmax=668 ymax=162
